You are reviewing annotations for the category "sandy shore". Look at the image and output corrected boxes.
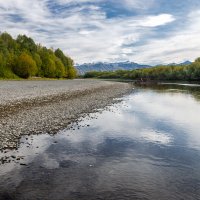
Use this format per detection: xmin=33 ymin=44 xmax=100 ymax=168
xmin=0 ymin=79 xmax=132 ymax=149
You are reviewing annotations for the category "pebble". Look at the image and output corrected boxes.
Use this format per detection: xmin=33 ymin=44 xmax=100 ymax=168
xmin=0 ymin=80 xmax=132 ymax=150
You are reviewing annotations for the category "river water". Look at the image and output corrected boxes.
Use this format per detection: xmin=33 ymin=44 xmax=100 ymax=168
xmin=0 ymin=83 xmax=200 ymax=200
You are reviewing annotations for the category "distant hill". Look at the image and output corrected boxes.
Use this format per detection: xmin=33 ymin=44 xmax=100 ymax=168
xmin=166 ymin=60 xmax=192 ymax=66
xmin=179 ymin=61 xmax=192 ymax=65
xmin=76 ymin=61 xmax=150 ymax=75
xmin=76 ymin=60 xmax=192 ymax=75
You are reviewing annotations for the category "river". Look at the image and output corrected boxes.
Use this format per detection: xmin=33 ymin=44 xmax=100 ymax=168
xmin=0 ymin=83 xmax=200 ymax=200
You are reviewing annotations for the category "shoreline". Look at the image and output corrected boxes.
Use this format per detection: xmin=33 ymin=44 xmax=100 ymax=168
xmin=0 ymin=80 xmax=132 ymax=149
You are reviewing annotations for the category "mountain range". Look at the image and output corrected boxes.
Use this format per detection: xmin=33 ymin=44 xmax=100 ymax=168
xmin=75 ymin=61 xmax=150 ymax=75
xmin=75 ymin=61 xmax=192 ymax=75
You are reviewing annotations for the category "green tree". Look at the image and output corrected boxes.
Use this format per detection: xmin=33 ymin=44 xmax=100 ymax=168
xmin=16 ymin=35 xmax=37 ymax=54
xmin=55 ymin=57 xmax=65 ymax=78
xmin=0 ymin=52 xmax=6 ymax=67
xmin=32 ymin=53 xmax=42 ymax=76
xmin=55 ymin=48 xmax=76 ymax=78
xmin=0 ymin=52 xmax=17 ymax=78
xmin=39 ymin=47 xmax=56 ymax=77
xmin=68 ymin=67 xmax=77 ymax=79
xmin=0 ymin=32 xmax=18 ymax=52
xmin=13 ymin=52 xmax=37 ymax=78
xmin=0 ymin=32 xmax=75 ymax=79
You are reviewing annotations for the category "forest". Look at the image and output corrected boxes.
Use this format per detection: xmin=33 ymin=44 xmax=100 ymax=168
xmin=84 ymin=59 xmax=200 ymax=81
xmin=0 ymin=32 xmax=76 ymax=79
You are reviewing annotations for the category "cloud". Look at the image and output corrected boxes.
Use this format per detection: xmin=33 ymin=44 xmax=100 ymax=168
xmin=130 ymin=10 xmax=200 ymax=65
xmin=0 ymin=0 xmax=199 ymax=64
xmin=57 ymin=0 xmax=103 ymax=4
xmin=120 ymin=0 xmax=155 ymax=10
xmin=138 ymin=14 xmax=175 ymax=27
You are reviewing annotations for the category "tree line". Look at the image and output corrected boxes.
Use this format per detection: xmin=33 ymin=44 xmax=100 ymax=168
xmin=0 ymin=32 xmax=76 ymax=79
xmin=84 ymin=59 xmax=200 ymax=81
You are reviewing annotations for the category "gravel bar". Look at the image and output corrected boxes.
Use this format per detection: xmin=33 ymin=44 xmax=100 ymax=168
xmin=0 ymin=79 xmax=132 ymax=149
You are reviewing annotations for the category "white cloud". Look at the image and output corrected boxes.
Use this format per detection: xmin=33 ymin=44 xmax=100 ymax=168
xmin=57 ymin=0 xmax=103 ymax=4
xmin=139 ymin=14 xmax=175 ymax=27
xmin=120 ymin=0 xmax=155 ymax=10
xmin=0 ymin=0 xmax=199 ymax=64
xmin=131 ymin=10 xmax=200 ymax=65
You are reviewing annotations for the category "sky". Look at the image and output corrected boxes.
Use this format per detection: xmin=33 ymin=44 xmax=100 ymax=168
xmin=0 ymin=0 xmax=200 ymax=65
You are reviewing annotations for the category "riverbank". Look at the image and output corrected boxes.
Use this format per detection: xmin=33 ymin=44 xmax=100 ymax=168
xmin=0 ymin=80 xmax=132 ymax=149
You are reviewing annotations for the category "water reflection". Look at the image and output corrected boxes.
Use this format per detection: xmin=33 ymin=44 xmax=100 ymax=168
xmin=0 ymin=84 xmax=200 ymax=200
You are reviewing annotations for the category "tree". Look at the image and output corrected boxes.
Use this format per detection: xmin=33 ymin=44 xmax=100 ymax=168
xmin=16 ymin=35 xmax=37 ymax=53
xmin=195 ymin=57 xmax=200 ymax=63
xmin=13 ymin=52 xmax=37 ymax=78
xmin=39 ymin=47 xmax=56 ymax=77
xmin=55 ymin=57 xmax=65 ymax=78
xmin=0 ymin=32 xmax=75 ymax=79
xmin=68 ymin=67 xmax=77 ymax=79
xmin=0 ymin=32 xmax=18 ymax=54
xmin=55 ymin=48 xmax=76 ymax=78
xmin=32 ymin=53 xmax=42 ymax=76
xmin=0 ymin=52 xmax=6 ymax=67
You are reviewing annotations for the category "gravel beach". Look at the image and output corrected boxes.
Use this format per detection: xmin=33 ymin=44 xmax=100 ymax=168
xmin=0 ymin=79 xmax=132 ymax=149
